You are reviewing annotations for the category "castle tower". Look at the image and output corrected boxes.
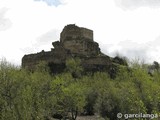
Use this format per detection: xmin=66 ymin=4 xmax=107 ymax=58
xmin=58 ymin=24 xmax=100 ymax=56
xmin=60 ymin=24 xmax=93 ymax=43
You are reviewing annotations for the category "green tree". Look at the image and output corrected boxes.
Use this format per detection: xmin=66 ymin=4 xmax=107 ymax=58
xmin=66 ymin=58 xmax=83 ymax=78
xmin=49 ymin=74 xmax=86 ymax=120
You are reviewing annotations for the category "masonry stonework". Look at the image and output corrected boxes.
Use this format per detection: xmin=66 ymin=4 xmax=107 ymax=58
xmin=22 ymin=24 xmax=126 ymax=75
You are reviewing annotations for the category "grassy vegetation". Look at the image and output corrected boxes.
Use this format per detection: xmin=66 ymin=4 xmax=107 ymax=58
xmin=0 ymin=58 xmax=160 ymax=120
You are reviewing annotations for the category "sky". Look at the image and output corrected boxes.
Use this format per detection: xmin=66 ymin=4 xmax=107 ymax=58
xmin=1 ymin=0 xmax=160 ymax=65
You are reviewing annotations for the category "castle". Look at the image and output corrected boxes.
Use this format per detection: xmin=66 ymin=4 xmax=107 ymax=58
xmin=22 ymin=24 xmax=126 ymax=75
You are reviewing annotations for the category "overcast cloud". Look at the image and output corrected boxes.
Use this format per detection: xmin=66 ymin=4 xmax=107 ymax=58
xmin=114 ymin=0 xmax=160 ymax=10
xmin=0 ymin=8 xmax=12 ymax=31
xmin=1 ymin=0 xmax=160 ymax=65
xmin=117 ymin=41 xmax=154 ymax=62
xmin=34 ymin=0 xmax=63 ymax=6
xmin=34 ymin=29 xmax=59 ymax=51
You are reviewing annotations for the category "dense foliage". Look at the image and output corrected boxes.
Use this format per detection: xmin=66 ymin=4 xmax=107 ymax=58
xmin=0 ymin=58 xmax=160 ymax=120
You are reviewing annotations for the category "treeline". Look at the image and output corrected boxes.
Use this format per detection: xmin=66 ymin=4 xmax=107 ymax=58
xmin=0 ymin=58 xmax=160 ymax=120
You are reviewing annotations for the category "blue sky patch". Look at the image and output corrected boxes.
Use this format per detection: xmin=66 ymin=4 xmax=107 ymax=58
xmin=34 ymin=0 xmax=62 ymax=7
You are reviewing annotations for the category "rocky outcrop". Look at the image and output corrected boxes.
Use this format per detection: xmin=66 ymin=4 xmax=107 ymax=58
xmin=22 ymin=24 xmax=126 ymax=76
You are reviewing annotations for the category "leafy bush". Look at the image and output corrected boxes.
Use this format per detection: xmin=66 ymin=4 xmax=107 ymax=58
xmin=0 ymin=59 xmax=160 ymax=120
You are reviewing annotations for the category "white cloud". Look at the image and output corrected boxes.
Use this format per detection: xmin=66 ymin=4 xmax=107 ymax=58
xmin=34 ymin=0 xmax=63 ymax=6
xmin=22 ymin=29 xmax=60 ymax=53
xmin=101 ymin=38 xmax=160 ymax=63
xmin=0 ymin=8 xmax=12 ymax=31
xmin=114 ymin=0 xmax=160 ymax=10
xmin=1 ymin=0 xmax=160 ymax=65
xmin=36 ymin=29 xmax=59 ymax=44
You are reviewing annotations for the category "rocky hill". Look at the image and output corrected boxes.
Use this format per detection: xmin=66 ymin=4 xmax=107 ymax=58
xmin=22 ymin=24 xmax=127 ymax=77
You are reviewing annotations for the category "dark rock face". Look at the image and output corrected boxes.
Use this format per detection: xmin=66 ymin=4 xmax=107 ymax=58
xmin=22 ymin=24 xmax=124 ymax=75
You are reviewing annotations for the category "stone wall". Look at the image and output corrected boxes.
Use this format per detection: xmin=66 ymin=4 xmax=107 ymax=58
xmin=59 ymin=24 xmax=99 ymax=56
xmin=22 ymin=24 xmax=125 ymax=76
xmin=22 ymin=48 xmax=70 ymax=70
xmin=80 ymin=27 xmax=93 ymax=41
xmin=62 ymin=39 xmax=100 ymax=56
xmin=60 ymin=24 xmax=93 ymax=43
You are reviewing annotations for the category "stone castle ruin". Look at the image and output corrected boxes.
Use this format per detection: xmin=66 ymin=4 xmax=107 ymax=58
xmin=22 ymin=24 xmax=127 ymax=75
